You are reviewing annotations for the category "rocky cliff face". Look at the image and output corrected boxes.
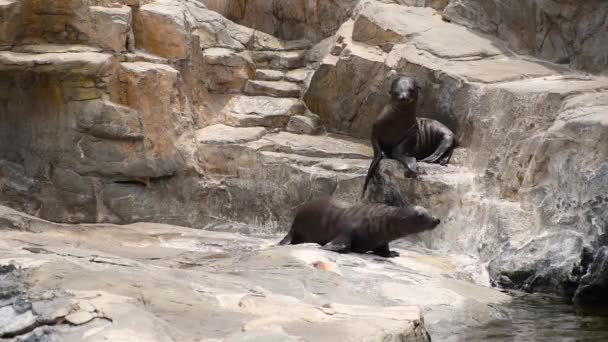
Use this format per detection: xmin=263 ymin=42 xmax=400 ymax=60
xmin=1 ymin=0 xmax=608 ymax=334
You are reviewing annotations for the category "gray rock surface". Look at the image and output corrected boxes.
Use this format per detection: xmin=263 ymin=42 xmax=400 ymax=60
xmin=573 ymin=246 xmax=608 ymax=305
xmin=0 ymin=205 xmax=509 ymax=341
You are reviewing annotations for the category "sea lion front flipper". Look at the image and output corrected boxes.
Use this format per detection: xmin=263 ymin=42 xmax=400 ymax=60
xmin=393 ymin=155 xmax=417 ymax=178
xmin=321 ymin=234 xmax=352 ymax=254
xmin=361 ymin=132 xmax=384 ymax=198
xmin=391 ymin=139 xmax=418 ymax=178
xmin=437 ymin=145 xmax=454 ymax=166
xmin=372 ymin=244 xmax=399 ymax=258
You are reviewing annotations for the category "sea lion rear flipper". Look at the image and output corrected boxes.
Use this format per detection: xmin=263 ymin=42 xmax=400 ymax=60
xmin=321 ymin=234 xmax=351 ymax=254
xmin=372 ymin=244 xmax=400 ymax=258
xmin=421 ymin=134 xmax=455 ymax=165
xmin=437 ymin=146 xmax=454 ymax=166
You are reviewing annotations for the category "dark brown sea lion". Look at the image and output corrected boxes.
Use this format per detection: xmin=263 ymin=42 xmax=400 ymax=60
xmin=278 ymin=198 xmax=440 ymax=258
xmin=361 ymin=75 xmax=456 ymax=198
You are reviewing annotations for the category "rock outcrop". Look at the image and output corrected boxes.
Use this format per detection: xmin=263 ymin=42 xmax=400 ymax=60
xmin=443 ymin=0 xmax=608 ymax=74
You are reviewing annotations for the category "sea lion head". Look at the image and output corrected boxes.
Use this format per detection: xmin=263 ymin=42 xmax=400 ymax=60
xmin=397 ymin=205 xmax=440 ymax=233
xmin=389 ymin=76 xmax=420 ymax=107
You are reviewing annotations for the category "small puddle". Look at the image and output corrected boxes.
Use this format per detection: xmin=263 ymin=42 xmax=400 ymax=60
xmin=458 ymin=292 xmax=608 ymax=341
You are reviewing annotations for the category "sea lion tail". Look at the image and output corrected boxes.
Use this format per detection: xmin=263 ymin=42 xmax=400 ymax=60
xmin=361 ymin=155 xmax=382 ymax=199
xmin=278 ymin=232 xmax=293 ymax=245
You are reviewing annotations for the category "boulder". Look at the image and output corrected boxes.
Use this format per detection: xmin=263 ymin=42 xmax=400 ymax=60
xmin=136 ymin=1 xmax=190 ymax=59
xmin=0 ymin=0 xmax=21 ymax=49
xmin=286 ymin=114 xmax=324 ymax=135
xmin=88 ymin=5 xmax=133 ymax=52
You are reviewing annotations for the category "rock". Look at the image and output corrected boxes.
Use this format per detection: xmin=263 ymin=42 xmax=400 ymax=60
xmin=304 ymin=20 xmax=390 ymax=139
xmin=0 ymin=0 xmax=21 ymax=49
xmin=286 ymin=114 xmax=323 ymax=135
xmin=252 ymin=31 xmax=311 ymax=51
xmin=352 ymin=2 xmax=438 ymax=48
xmin=261 ymin=132 xmax=372 ymax=159
xmin=117 ymin=61 xmax=192 ymax=176
xmin=244 ymin=80 xmax=301 ymax=98
xmin=0 ymin=205 xmax=512 ymax=341
xmin=196 ymin=125 xmax=267 ymax=175
xmin=65 ymin=310 xmax=95 ymax=325
xmin=573 ymin=246 xmax=608 ymax=305
xmin=307 ymin=36 xmax=336 ymax=65
xmin=202 ymin=48 xmax=255 ymax=93
xmin=443 ymin=0 xmax=608 ymax=73
xmin=255 ymin=69 xmax=284 ymax=81
xmin=250 ymin=50 xmax=307 ymax=70
xmin=284 ymin=68 xmax=312 ymax=84
xmin=488 ymin=231 xmax=586 ymax=296
xmin=0 ymin=51 xmax=114 ymax=75
xmin=200 ymin=0 xmax=360 ymax=42
xmin=0 ymin=306 xmax=36 ymax=337
xmin=136 ymin=1 xmax=190 ymax=59
xmin=71 ymin=100 xmax=143 ymax=141
xmin=222 ymin=95 xmax=305 ymax=128
xmin=88 ymin=5 xmax=133 ymax=52
xmin=196 ymin=124 xmax=267 ymax=145
xmin=191 ymin=8 xmax=253 ymax=51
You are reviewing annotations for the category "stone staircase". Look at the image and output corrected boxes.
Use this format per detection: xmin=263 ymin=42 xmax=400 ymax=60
xmin=218 ymin=36 xmax=322 ymax=134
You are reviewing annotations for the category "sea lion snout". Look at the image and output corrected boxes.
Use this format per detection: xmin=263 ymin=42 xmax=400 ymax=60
xmin=411 ymin=205 xmax=441 ymax=230
xmin=389 ymin=76 xmax=419 ymax=106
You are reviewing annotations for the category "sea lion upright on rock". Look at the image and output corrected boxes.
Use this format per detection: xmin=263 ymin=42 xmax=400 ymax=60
xmin=361 ymin=75 xmax=457 ymax=198
xmin=278 ymin=198 xmax=440 ymax=258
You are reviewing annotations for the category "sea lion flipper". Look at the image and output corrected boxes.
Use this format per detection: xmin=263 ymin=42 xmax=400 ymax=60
xmin=393 ymin=155 xmax=417 ymax=178
xmin=322 ymin=234 xmax=351 ymax=254
xmin=278 ymin=231 xmax=293 ymax=245
xmin=372 ymin=244 xmax=400 ymax=258
xmin=421 ymin=130 xmax=455 ymax=165
xmin=361 ymin=133 xmax=384 ymax=198
xmin=437 ymin=146 xmax=454 ymax=166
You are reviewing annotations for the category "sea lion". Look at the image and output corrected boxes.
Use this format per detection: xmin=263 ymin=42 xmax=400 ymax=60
xmin=278 ymin=198 xmax=440 ymax=258
xmin=361 ymin=75 xmax=456 ymax=198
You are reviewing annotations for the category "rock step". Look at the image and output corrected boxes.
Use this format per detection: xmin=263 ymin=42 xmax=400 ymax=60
xmin=244 ymin=80 xmax=301 ymax=98
xmin=255 ymin=68 xmax=313 ymax=84
xmin=0 ymin=49 xmax=113 ymax=75
xmin=250 ymin=50 xmax=307 ymax=70
xmin=252 ymin=31 xmax=312 ymax=51
xmin=286 ymin=113 xmax=325 ymax=135
xmin=221 ymin=95 xmax=305 ymax=128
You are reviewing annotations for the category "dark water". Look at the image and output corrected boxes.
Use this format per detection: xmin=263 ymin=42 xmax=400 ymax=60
xmin=461 ymin=292 xmax=608 ymax=342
